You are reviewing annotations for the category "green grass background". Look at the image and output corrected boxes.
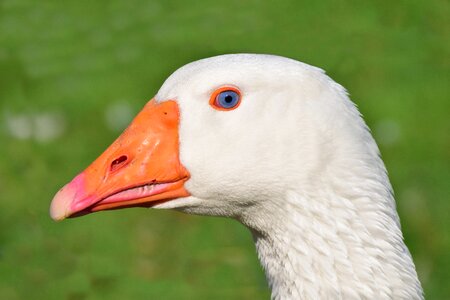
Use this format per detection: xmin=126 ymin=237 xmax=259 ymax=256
xmin=0 ymin=0 xmax=448 ymax=299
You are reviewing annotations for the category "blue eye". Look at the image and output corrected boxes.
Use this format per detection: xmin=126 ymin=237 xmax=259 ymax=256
xmin=215 ymin=90 xmax=240 ymax=109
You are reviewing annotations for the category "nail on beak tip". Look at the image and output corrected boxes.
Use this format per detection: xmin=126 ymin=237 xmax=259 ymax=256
xmin=49 ymin=184 xmax=77 ymax=221
xmin=50 ymin=173 xmax=87 ymax=221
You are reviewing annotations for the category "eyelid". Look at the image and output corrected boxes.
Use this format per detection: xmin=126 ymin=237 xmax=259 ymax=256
xmin=209 ymin=86 xmax=242 ymax=111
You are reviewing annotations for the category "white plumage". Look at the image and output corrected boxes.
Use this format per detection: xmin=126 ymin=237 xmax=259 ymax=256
xmin=153 ymin=54 xmax=423 ymax=299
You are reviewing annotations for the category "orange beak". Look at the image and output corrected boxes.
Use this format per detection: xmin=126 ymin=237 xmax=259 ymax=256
xmin=50 ymin=99 xmax=190 ymax=221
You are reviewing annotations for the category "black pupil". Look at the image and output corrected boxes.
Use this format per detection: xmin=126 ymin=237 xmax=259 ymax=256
xmin=224 ymin=94 xmax=233 ymax=103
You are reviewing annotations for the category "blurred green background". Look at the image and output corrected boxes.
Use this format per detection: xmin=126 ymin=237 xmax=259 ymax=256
xmin=0 ymin=0 xmax=448 ymax=299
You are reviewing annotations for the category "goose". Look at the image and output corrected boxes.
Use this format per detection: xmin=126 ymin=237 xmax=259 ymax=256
xmin=50 ymin=54 xmax=423 ymax=299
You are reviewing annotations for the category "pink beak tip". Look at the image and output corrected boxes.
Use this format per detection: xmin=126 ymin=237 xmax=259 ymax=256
xmin=50 ymin=175 xmax=85 ymax=221
xmin=50 ymin=184 xmax=72 ymax=221
xmin=50 ymin=173 xmax=87 ymax=221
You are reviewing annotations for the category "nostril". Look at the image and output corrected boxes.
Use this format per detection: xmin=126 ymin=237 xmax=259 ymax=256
xmin=110 ymin=155 xmax=128 ymax=172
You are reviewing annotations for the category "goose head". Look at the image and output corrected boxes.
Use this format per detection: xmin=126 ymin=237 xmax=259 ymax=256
xmin=50 ymin=54 xmax=423 ymax=299
xmin=50 ymin=54 xmax=356 ymax=222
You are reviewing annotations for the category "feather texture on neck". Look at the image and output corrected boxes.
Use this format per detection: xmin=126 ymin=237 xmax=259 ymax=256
xmin=246 ymin=160 xmax=423 ymax=299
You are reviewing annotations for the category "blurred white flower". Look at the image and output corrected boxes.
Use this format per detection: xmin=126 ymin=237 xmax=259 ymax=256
xmin=4 ymin=112 xmax=32 ymax=140
xmin=4 ymin=111 xmax=66 ymax=143
xmin=373 ymin=119 xmax=401 ymax=146
xmin=33 ymin=112 xmax=66 ymax=143
xmin=104 ymin=101 xmax=134 ymax=132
